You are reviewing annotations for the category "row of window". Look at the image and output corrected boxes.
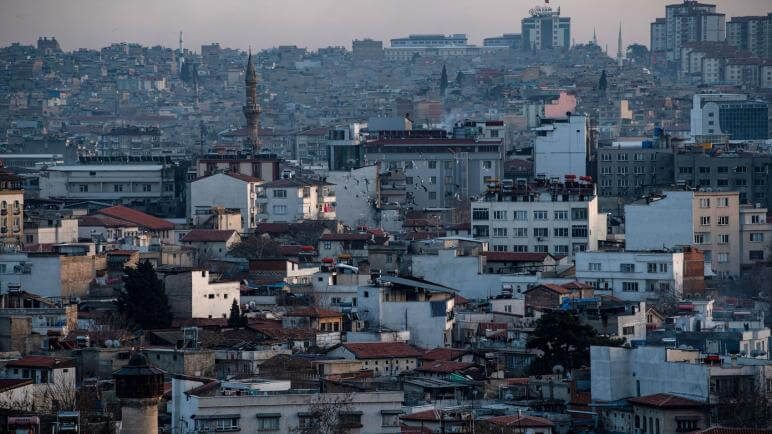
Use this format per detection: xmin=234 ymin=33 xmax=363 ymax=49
xmin=491 ymin=244 xmax=586 ymax=253
xmin=489 ymin=226 xmax=590 ymax=238
xmin=698 ymin=197 xmax=731 ymax=208
xmin=698 ymin=215 xmax=733 ymax=225
xmin=78 ymin=183 xmax=157 ymax=192
xmin=680 ymin=165 xmax=766 ymax=174
xmin=587 ymin=262 xmax=669 ymax=273
xmin=473 ymin=208 xmax=588 ymax=221
xmin=693 ymin=232 xmax=733 ymax=244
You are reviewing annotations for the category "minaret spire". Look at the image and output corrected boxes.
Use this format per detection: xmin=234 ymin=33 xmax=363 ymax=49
xmin=617 ymin=22 xmax=623 ymax=67
xmin=243 ymin=48 xmax=261 ymax=155
xmin=593 ymin=28 xmax=597 ymax=45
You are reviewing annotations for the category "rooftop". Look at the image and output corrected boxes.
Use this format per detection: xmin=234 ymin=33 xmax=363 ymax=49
xmin=5 ymin=355 xmax=76 ymax=369
xmin=96 ymin=205 xmax=175 ymax=231
xmin=342 ymin=342 xmax=423 ymax=359
xmin=182 ymin=229 xmax=238 ymax=243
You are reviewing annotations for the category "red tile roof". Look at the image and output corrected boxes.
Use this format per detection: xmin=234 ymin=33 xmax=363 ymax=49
xmin=562 ymin=281 xmax=594 ymax=290
xmin=628 ymin=393 xmax=706 ymax=409
xmin=79 ymin=214 xmax=135 ymax=228
xmin=421 ymin=348 xmax=468 ymax=362
xmin=6 ymin=355 xmax=76 ymax=369
xmin=400 ymin=409 xmax=443 ymax=422
xmin=415 ymin=361 xmax=474 ymax=373
xmin=342 ymin=342 xmax=423 ymax=359
xmin=320 ymin=233 xmax=371 ymax=241
xmin=484 ymin=414 xmax=555 ymax=427
xmin=482 ymin=252 xmax=551 ymax=262
xmin=97 ymin=205 xmax=174 ymax=231
xmin=454 ymin=294 xmax=470 ymax=305
xmin=0 ymin=379 xmax=33 ymax=393
xmin=182 ymin=229 xmax=238 ymax=243
xmin=286 ymin=307 xmax=342 ymax=318
xmin=225 ymin=172 xmax=262 ymax=183
xmin=525 ymin=283 xmax=570 ymax=295
xmin=256 ymin=223 xmax=291 ymax=234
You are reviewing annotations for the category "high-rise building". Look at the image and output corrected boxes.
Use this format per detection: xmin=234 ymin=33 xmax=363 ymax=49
xmin=651 ymin=1 xmax=725 ymax=66
xmin=483 ymin=34 xmax=523 ymax=49
xmin=726 ymin=14 xmax=772 ymax=60
xmin=243 ymin=50 xmax=261 ymax=155
xmin=690 ymin=93 xmax=768 ymax=141
xmin=521 ymin=5 xmax=570 ymax=50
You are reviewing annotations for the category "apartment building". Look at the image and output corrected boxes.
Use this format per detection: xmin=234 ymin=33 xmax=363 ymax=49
xmin=0 ymin=166 xmax=23 ymax=243
xmin=190 ymin=172 xmax=264 ymax=232
xmin=690 ymin=94 xmax=768 ymax=141
xmin=693 ymin=191 xmax=741 ymax=278
xmin=739 ymin=205 xmax=771 ymax=269
xmin=726 ymin=14 xmax=772 ymax=60
xmin=533 ymin=115 xmax=588 ymax=179
xmin=470 ymin=178 xmax=606 ymax=260
xmin=595 ymin=138 xmax=674 ymax=199
xmin=256 ymin=177 xmax=336 ymax=223
xmin=161 ymin=269 xmax=240 ymax=319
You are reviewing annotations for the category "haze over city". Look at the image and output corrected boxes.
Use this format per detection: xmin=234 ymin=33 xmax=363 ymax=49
xmin=1 ymin=0 xmax=770 ymax=52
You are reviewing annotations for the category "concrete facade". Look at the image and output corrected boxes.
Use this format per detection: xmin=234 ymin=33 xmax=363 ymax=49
xmin=533 ymin=115 xmax=588 ymax=179
xmin=162 ymin=270 xmax=240 ymax=319
xmin=190 ymin=172 xmax=263 ymax=232
xmin=692 ymin=191 xmax=741 ymax=278
xmin=624 ymin=191 xmax=695 ymax=251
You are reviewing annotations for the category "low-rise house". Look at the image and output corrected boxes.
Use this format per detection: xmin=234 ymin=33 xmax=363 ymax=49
xmin=627 ymin=393 xmax=708 ymax=434
xmin=478 ymin=414 xmax=555 ymax=434
xmin=257 ymin=177 xmax=336 ymax=222
xmin=141 ymin=347 xmax=215 ymax=378
xmin=1 ymin=355 xmax=77 ymax=411
xmin=161 ymin=269 xmax=240 ymax=319
xmin=190 ymin=172 xmax=264 ymax=232
xmin=282 ymin=307 xmax=343 ymax=348
xmin=328 ymin=342 xmax=423 ymax=376
xmin=180 ymin=229 xmax=240 ymax=261
xmin=524 ymin=284 xmax=571 ymax=310
xmin=0 ymin=291 xmax=77 ymax=353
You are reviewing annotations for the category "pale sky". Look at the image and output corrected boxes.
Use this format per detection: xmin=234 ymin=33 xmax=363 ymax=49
xmin=1 ymin=0 xmax=769 ymax=54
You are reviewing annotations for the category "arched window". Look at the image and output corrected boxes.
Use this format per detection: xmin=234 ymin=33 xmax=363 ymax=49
xmin=635 ymin=415 xmax=640 ymax=429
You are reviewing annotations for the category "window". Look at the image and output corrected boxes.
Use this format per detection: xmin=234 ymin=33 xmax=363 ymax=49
xmin=79 ymin=184 xmax=88 ymax=192
xmin=620 ymin=263 xmax=635 ymax=272
xmin=513 ymin=211 xmax=528 ymax=221
xmin=622 ymin=282 xmax=639 ymax=292
xmin=617 ymin=153 xmax=628 ymax=161
xmin=601 ymin=166 xmax=611 ymax=175
xmin=699 ymin=198 xmax=710 ymax=208
xmin=749 ymin=250 xmax=764 ymax=260
xmin=513 ymin=227 xmax=527 ymax=237
xmin=617 ymin=166 xmax=628 ymax=175
xmin=699 ymin=166 xmax=710 ymax=174
xmin=694 ymin=232 xmax=709 ymax=244
xmin=718 ymin=234 xmax=729 ymax=244
xmin=428 ymin=161 xmax=437 ymax=169
xmin=406 ymin=177 xmax=413 ymax=185
xmin=718 ymin=253 xmax=729 ymax=263
xmin=472 ymin=208 xmax=489 ymax=220
xmin=493 ymin=244 xmax=508 ymax=252
xmin=750 ymin=233 xmax=764 ymax=242
xmin=554 ymin=210 xmax=568 ymax=220
xmin=273 ymin=189 xmax=287 ymax=198
xmin=700 ymin=216 xmax=710 ymax=226
xmin=533 ymin=228 xmax=548 ymax=238
xmin=493 ymin=227 xmax=507 ymax=237
xmin=717 ymin=197 xmax=729 ymax=207
xmin=717 ymin=179 xmax=728 ymax=186
xmin=554 ymin=245 xmax=569 ymax=254
xmin=142 ymin=184 xmax=152 ymax=192
xmin=647 ymin=263 xmax=657 ymax=273
xmin=429 ymin=176 xmax=437 ymax=185
xmin=601 ymin=153 xmax=611 ymax=161
xmin=554 ymin=227 xmax=568 ymax=237
xmin=659 ymin=263 xmax=668 ymax=273
xmin=428 ymin=192 xmax=437 ymax=200
xmin=717 ymin=166 xmax=728 ymax=173
xmin=623 ymin=326 xmax=635 ymax=335
xmin=513 ymin=245 xmax=528 ymax=252
xmin=534 ymin=245 xmax=548 ymax=253
xmin=483 ymin=161 xmax=492 ymax=169
xmin=571 ymin=225 xmax=588 ymax=238
xmin=339 ymin=412 xmax=363 ymax=429
xmin=114 ymin=184 xmax=123 ymax=192
xmin=678 ymin=166 xmax=693 ymax=174
xmin=382 ymin=412 xmax=401 ymax=427
xmin=493 ymin=210 xmax=507 ymax=220
xmin=750 ymin=214 xmax=764 ymax=224
xmin=717 ymin=216 xmax=729 ymax=225
xmin=589 ymin=262 xmax=601 ymax=271
xmin=533 ymin=210 xmax=548 ymax=220
xmin=734 ymin=178 xmax=747 ymax=186
xmin=473 ymin=225 xmax=489 ymax=237
xmin=676 ymin=419 xmax=698 ymax=432
xmin=273 ymin=205 xmax=287 ymax=215
xmin=255 ymin=414 xmax=281 ymax=431
xmin=571 ymin=208 xmax=587 ymax=220
xmin=735 ymin=166 xmax=747 ymax=173
xmin=323 ymin=241 xmax=332 ymax=249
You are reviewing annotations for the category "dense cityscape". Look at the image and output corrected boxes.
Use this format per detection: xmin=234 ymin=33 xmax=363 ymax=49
xmin=0 ymin=0 xmax=771 ymax=433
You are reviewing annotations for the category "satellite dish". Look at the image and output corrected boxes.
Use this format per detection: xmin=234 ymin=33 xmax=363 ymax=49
xmin=552 ymin=364 xmax=565 ymax=374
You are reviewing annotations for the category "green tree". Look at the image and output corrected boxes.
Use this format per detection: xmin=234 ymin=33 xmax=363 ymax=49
xmin=115 ymin=260 xmax=172 ymax=330
xmin=598 ymin=70 xmax=608 ymax=92
xmin=439 ymin=64 xmax=448 ymax=96
xmin=227 ymin=299 xmax=246 ymax=328
xmin=527 ymin=310 xmax=624 ymax=374
xmin=626 ymin=43 xmax=650 ymax=65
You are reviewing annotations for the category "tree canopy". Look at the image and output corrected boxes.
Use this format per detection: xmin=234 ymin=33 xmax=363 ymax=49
xmin=115 ymin=260 xmax=172 ymax=330
xmin=527 ymin=310 xmax=624 ymax=374
xmin=227 ymin=299 xmax=247 ymax=328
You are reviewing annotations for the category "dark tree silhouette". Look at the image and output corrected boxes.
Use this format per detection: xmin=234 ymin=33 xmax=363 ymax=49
xmin=115 ymin=260 xmax=172 ymax=330
xmin=228 ymin=235 xmax=281 ymax=259
xmin=626 ymin=43 xmax=650 ymax=65
xmin=527 ymin=310 xmax=624 ymax=374
xmin=440 ymin=64 xmax=448 ymax=96
xmin=227 ymin=299 xmax=247 ymax=328
xmin=598 ymin=70 xmax=608 ymax=92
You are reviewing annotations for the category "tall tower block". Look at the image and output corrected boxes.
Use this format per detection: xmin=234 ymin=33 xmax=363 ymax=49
xmin=113 ymin=353 xmax=165 ymax=434
xmin=243 ymin=50 xmax=261 ymax=154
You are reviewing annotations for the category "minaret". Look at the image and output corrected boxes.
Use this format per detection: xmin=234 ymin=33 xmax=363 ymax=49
xmin=593 ymin=28 xmax=598 ymax=45
xmin=243 ymin=49 xmax=261 ymax=155
xmin=617 ymin=22 xmax=623 ymax=67
xmin=113 ymin=353 xmax=165 ymax=434
xmin=178 ymin=31 xmax=185 ymax=73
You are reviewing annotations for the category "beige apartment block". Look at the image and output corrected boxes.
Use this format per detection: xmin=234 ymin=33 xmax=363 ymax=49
xmin=693 ymin=192 xmax=740 ymax=278
xmin=739 ymin=205 xmax=771 ymax=271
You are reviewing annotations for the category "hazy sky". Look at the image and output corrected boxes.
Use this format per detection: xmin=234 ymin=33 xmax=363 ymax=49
xmin=1 ymin=0 xmax=769 ymax=54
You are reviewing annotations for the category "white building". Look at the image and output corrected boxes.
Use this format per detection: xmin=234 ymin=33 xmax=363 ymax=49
xmin=532 ymin=115 xmax=588 ymax=179
xmin=190 ymin=172 xmax=263 ymax=232
xmin=39 ymin=164 xmax=176 ymax=204
xmin=162 ymin=269 xmax=240 ymax=319
xmin=625 ymin=191 xmax=695 ymax=251
xmin=323 ymin=165 xmax=379 ymax=228
xmin=1 ymin=355 xmax=77 ymax=411
xmin=257 ymin=177 xmax=336 ymax=223
xmin=575 ymin=251 xmax=684 ymax=302
xmin=23 ymin=218 xmax=78 ymax=245
xmin=470 ymin=179 xmax=606 ymax=260
xmin=170 ymin=375 xmax=404 ymax=434
xmin=358 ymin=275 xmax=455 ymax=349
